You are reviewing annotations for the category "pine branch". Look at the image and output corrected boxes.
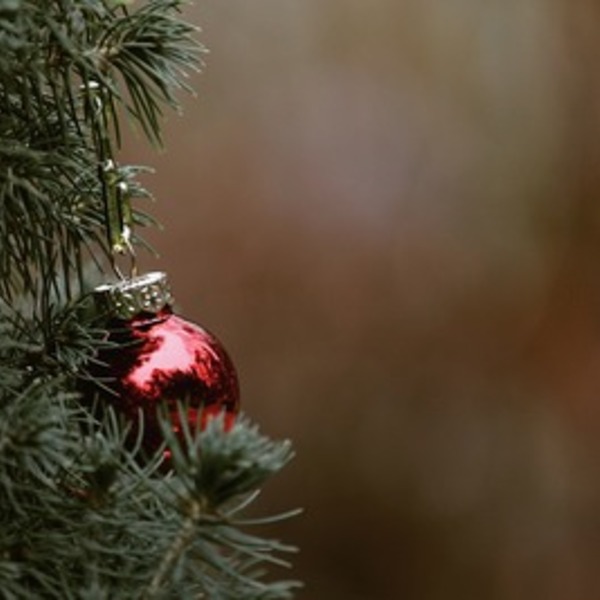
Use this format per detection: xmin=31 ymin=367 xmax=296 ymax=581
xmin=0 ymin=2 xmax=300 ymax=597
xmin=0 ymin=0 xmax=201 ymax=307
xmin=143 ymin=496 xmax=205 ymax=599
xmin=148 ymin=413 xmax=302 ymax=599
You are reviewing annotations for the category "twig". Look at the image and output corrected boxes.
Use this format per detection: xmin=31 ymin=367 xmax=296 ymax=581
xmin=143 ymin=498 xmax=204 ymax=599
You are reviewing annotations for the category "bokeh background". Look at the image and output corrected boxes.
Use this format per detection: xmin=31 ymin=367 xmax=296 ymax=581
xmin=126 ymin=1 xmax=600 ymax=598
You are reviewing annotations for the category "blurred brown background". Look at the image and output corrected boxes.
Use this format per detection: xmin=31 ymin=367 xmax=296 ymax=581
xmin=126 ymin=1 xmax=600 ymax=598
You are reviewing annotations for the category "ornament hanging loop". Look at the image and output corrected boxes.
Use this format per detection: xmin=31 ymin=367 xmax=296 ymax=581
xmin=105 ymin=167 xmax=138 ymax=280
xmin=84 ymin=79 xmax=137 ymax=281
xmin=111 ymin=233 xmax=138 ymax=281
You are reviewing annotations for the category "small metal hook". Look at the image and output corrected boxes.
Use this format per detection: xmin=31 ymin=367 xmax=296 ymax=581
xmin=111 ymin=224 xmax=137 ymax=281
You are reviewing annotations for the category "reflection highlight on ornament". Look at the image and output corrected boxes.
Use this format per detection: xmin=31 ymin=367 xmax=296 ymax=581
xmin=126 ymin=317 xmax=222 ymax=394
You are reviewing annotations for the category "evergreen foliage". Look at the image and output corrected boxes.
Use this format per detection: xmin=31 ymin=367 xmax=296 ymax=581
xmin=0 ymin=1 xmax=299 ymax=597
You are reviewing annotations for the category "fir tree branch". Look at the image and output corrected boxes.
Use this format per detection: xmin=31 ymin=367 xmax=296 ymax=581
xmin=0 ymin=3 xmax=300 ymax=597
xmin=143 ymin=496 xmax=207 ymax=599
xmin=0 ymin=0 xmax=201 ymax=306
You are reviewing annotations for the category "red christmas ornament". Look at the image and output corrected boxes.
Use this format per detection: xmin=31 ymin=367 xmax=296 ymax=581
xmin=92 ymin=272 xmax=239 ymax=457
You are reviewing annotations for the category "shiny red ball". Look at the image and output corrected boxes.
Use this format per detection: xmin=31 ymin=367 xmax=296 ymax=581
xmin=95 ymin=306 xmax=239 ymax=457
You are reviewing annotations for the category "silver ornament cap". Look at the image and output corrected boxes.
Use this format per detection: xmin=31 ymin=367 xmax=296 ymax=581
xmin=94 ymin=271 xmax=174 ymax=320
